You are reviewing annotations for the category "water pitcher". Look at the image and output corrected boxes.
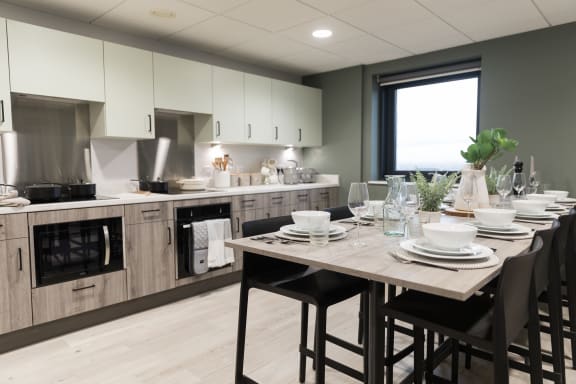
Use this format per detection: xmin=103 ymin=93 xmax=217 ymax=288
xmin=383 ymin=175 xmax=407 ymax=236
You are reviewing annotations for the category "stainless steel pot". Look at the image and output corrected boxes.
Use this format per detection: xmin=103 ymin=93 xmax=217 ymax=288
xmin=283 ymin=167 xmax=300 ymax=184
xmin=300 ymin=168 xmax=317 ymax=183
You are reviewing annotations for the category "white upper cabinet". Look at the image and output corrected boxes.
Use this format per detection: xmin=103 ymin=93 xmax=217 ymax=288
xmin=91 ymin=42 xmax=155 ymax=139
xmin=295 ymin=85 xmax=322 ymax=147
xmin=6 ymin=20 xmax=104 ymax=102
xmin=244 ymin=74 xmax=272 ymax=144
xmin=0 ymin=19 xmax=12 ymax=132
xmin=211 ymin=67 xmax=245 ymax=143
xmin=153 ymin=53 xmax=212 ymax=114
xmin=271 ymin=80 xmax=298 ymax=145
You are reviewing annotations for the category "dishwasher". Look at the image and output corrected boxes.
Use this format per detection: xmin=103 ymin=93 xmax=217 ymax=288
xmin=175 ymin=203 xmax=231 ymax=279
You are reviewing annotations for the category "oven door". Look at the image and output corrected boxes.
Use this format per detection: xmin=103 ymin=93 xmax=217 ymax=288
xmin=34 ymin=217 xmax=123 ymax=286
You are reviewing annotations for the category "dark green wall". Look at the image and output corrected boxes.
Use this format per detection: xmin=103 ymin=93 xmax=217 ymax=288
xmin=305 ymin=21 xmax=576 ymax=199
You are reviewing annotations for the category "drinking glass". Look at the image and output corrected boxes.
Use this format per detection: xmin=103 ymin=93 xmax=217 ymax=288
xmin=528 ymin=171 xmax=540 ymax=194
xmin=460 ymin=174 xmax=477 ymax=219
xmin=513 ymin=173 xmax=527 ymax=198
xmin=348 ymin=182 xmax=370 ymax=247
xmin=496 ymin=174 xmax=513 ymax=207
xmin=403 ymin=183 xmax=420 ymax=238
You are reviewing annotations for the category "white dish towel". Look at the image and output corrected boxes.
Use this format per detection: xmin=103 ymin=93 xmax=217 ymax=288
xmin=206 ymin=218 xmax=235 ymax=268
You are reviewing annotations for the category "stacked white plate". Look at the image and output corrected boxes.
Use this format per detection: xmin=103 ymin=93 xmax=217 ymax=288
xmin=546 ymin=204 xmax=567 ymax=212
xmin=557 ymin=197 xmax=576 ymax=204
xmin=400 ymin=239 xmax=493 ymax=261
xmin=467 ymin=222 xmax=532 ymax=235
xmin=515 ymin=211 xmax=557 ymax=220
xmin=277 ymin=224 xmax=348 ymax=242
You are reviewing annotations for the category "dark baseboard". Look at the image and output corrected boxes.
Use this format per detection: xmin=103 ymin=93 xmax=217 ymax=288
xmin=0 ymin=271 xmax=241 ymax=354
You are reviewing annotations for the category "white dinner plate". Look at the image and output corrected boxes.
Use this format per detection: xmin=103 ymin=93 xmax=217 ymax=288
xmin=400 ymin=240 xmax=492 ymax=261
xmin=515 ymin=212 xmax=557 ymax=220
xmin=467 ymin=223 xmax=531 ymax=235
xmin=557 ymin=198 xmax=576 ymax=203
xmin=411 ymin=241 xmax=481 ymax=256
xmin=275 ymin=231 xmax=348 ymax=242
xmin=468 ymin=222 xmax=515 ymax=231
xmin=281 ymin=224 xmax=344 ymax=236
xmin=546 ymin=204 xmax=567 ymax=211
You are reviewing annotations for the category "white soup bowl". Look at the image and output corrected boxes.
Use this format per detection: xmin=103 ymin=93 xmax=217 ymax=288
xmin=473 ymin=208 xmax=516 ymax=227
xmin=526 ymin=193 xmax=557 ymax=204
xmin=422 ymin=223 xmax=477 ymax=250
xmin=511 ymin=199 xmax=548 ymax=213
xmin=543 ymin=190 xmax=569 ymax=200
xmin=291 ymin=210 xmax=331 ymax=231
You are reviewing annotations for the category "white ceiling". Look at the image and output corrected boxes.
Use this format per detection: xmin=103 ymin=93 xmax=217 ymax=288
xmin=3 ymin=0 xmax=576 ymax=76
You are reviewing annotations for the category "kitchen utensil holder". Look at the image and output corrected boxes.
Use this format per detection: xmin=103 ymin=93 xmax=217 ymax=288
xmin=213 ymin=170 xmax=231 ymax=188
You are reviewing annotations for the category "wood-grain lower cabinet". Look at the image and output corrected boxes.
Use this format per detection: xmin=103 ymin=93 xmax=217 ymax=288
xmin=290 ymin=190 xmax=311 ymax=211
xmin=311 ymin=187 xmax=340 ymax=211
xmin=31 ymin=270 xmax=127 ymax=324
xmin=125 ymin=202 xmax=175 ymax=299
xmin=265 ymin=192 xmax=292 ymax=218
xmin=0 ymin=237 xmax=32 ymax=333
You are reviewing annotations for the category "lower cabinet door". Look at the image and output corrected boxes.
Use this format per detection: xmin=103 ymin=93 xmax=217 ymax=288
xmin=31 ymin=270 xmax=127 ymax=324
xmin=125 ymin=221 xmax=175 ymax=299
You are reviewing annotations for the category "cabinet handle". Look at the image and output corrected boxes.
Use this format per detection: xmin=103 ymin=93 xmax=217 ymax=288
xmin=72 ymin=284 xmax=96 ymax=292
xmin=141 ymin=209 xmax=161 ymax=214
xmin=103 ymin=225 xmax=110 ymax=266
xmin=167 ymin=226 xmax=172 ymax=245
xmin=236 ymin=217 xmax=240 ymax=233
xmin=18 ymin=248 xmax=22 ymax=271
xmin=0 ymin=100 xmax=4 ymax=123
xmin=275 ymin=126 xmax=278 ymax=140
xmin=147 ymin=114 xmax=152 ymax=133
xmin=298 ymin=128 xmax=302 ymax=142
xmin=216 ymin=121 xmax=221 ymax=137
xmin=248 ymin=123 xmax=252 ymax=139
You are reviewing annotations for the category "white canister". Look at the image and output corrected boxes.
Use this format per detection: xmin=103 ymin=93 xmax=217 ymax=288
xmin=213 ymin=170 xmax=231 ymax=188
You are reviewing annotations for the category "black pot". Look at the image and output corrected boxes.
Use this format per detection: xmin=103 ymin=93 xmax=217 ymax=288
xmin=25 ymin=184 xmax=62 ymax=203
xmin=147 ymin=180 xmax=169 ymax=194
xmin=69 ymin=183 xmax=96 ymax=199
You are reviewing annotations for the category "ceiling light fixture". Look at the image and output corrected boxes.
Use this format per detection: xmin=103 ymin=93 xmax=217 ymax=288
xmin=150 ymin=8 xmax=176 ymax=18
xmin=312 ymin=29 xmax=333 ymax=39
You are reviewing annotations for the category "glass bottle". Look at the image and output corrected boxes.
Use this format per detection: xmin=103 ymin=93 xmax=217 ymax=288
xmin=383 ymin=175 xmax=407 ymax=236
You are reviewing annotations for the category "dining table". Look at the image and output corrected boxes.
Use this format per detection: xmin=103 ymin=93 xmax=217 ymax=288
xmin=225 ymin=214 xmax=545 ymax=384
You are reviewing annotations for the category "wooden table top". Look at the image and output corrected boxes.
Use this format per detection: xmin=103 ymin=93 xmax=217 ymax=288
xmin=225 ymin=216 xmax=547 ymax=301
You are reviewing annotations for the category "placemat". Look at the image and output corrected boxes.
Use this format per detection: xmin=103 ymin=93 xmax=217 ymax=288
xmin=394 ymin=248 xmax=500 ymax=270
xmin=476 ymin=232 xmax=534 ymax=240
xmin=513 ymin=219 xmax=555 ymax=225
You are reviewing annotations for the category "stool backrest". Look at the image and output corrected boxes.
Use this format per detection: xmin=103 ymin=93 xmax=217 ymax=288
xmin=565 ymin=208 xmax=576 ymax=282
xmin=242 ymin=215 xmax=308 ymax=279
xmin=323 ymin=206 xmax=353 ymax=221
xmin=494 ymin=236 xmax=543 ymax=346
xmin=532 ymin=220 xmax=560 ymax=296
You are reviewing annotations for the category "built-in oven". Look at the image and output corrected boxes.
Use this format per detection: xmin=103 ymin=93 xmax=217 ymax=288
xmin=33 ymin=217 xmax=124 ymax=287
xmin=175 ymin=203 xmax=231 ymax=279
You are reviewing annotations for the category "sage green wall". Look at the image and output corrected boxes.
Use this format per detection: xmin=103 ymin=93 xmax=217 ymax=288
xmin=305 ymin=21 xmax=576 ymax=199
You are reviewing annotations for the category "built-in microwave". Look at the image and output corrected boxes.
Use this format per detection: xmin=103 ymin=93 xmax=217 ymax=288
xmin=33 ymin=217 xmax=124 ymax=287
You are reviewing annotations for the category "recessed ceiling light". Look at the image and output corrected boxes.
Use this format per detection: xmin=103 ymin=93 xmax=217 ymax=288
xmin=150 ymin=8 xmax=176 ymax=18
xmin=312 ymin=29 xmax=333 ymax=39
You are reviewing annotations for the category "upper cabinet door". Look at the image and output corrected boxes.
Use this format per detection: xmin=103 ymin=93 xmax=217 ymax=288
xmin=6 ymin=20 xmax=104 ymax=102
xmin=272 ymin=80 xmax=298 ymax=145
xmin=244 ymin=74 xmax=272 ymax=144
xmin=0 ymin=19 xmax=12 ymax=132
xmin=295 ymin=86 xmax=322 ymax=147
xmin=212 ymin=67 xmax=245 ymax=143
xmin=91 ymin=42 xmax=155 ymax=139
xmin=153 ymin=53 xmax=212 ymax=114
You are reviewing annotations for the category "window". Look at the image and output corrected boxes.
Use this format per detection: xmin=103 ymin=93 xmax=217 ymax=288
xmin=379 ymin=63 xmax=480 ymax=177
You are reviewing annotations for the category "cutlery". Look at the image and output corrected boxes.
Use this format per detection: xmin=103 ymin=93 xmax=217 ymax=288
xmin=389 ymin=251 xmax=459 ymax=271
xmin=476 ymin=234 xmax=516 ymax=242
xmin=340 ymin=220 xmax=374 ymax=226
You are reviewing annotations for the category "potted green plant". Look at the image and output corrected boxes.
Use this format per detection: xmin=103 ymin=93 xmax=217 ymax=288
xmin=486 ymin=165 xmax=513 ymax=206
xmin=412 ymin=171 xmax=459 ymax=222
xmin=455 ymin=128 xmax=518 ymax=211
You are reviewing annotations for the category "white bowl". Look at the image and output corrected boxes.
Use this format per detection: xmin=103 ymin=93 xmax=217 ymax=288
xmin=511 ymin=199 xmax=548 ymax=213
xmin=526 ymin=193 xmax=557 ymax=204
xmin=544 ymin=190 xmax=569 ymax=199
xmin=473 ymin=208 xmax=516 ymax=227
xmin=422 ymin=223 xmax=477 ymax=250
xmin=291 ymin=210 xmax=331 ymax=230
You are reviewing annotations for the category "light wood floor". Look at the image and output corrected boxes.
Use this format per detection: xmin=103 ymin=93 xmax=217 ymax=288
xmin=0 ymin=283 xmax=573 ymax=383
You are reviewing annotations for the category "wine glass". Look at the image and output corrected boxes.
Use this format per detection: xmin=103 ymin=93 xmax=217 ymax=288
xmin=513 ymin=173 xmax=527 ymax=198
xmin=496 ymin=174 xmax=513 ymax=207
xmin=348 ymin=182 xmax=370 ymax=247
xmin=460 ymin=174 xmax=477 ymax=219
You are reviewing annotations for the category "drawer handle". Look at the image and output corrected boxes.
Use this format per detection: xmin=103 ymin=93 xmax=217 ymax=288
xmin=236 ymin=217 xmax=240 ymax=233
xmin=72 ymin=284 xmax=96 ymax=292
xmin=216 ymin=121 xmax=221 ymax=137
xmin=275 ymin=126 xmax=278 ymax=140
xmin=320 ymin=192 xmax=329 ymax=196
xmin=248 ymin=123 xmax=252 ymax=139
xmin=168 ymin=226 xmax=172 ymax=245
xmin=141 ymin=209 xmax=161 ymax=214
xmin=298 ymin=128 xmax=302 ymax=142
xmin=18 ymin=248 xmax=22 ymax=271
xmin=148 ymin=114 xmax=152 ymax=133
xmin=271 ymin=196 xmax=283 ymax=200
xmin=0 ymin=100 xmax=4 ymax=123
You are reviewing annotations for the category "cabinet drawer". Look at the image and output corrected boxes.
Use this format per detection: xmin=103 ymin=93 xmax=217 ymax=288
xmin=266 ymin=192 xmax=289 ymax=208
xmin=0 ymin=213 xmax=28 ymax=240
xmin=290 ymin=190 xmax=311 ymax=208
xmin=232 ymin=194 xmax=266 ymax=211
xmin=32 ymin=270 xmax=127 ymax=324
xmin=124 ymin=201 xmax=173 ymax=224
xmin=28 ymin=206 xmax=124 ymax=226
xmin=310 ymin=188 xmax=331 ymax=203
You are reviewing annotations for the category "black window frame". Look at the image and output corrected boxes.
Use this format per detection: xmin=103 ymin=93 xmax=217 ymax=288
xmin=379 ymin=69 xmax=481 ymax=178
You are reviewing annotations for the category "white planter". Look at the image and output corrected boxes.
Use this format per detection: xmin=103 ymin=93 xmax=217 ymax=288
xmin=454 ymin=166 xmax=490 ymax=211
xmin=419 ymin=211 xmax=441 ymax=224
xmin=488 ymin=194 xmax=500 ymax=207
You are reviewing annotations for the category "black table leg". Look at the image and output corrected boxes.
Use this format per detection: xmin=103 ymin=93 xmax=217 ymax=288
xmin=368 ymin=281 xmax=385 ymax=384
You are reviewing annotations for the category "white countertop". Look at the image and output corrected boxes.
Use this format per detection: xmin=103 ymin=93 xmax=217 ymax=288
xmin=0 ymin=182 xmax=340 ymax=215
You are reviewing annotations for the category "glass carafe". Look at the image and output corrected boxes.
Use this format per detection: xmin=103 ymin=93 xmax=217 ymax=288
xmin=383 ymin=175 xmax=407 ymax=236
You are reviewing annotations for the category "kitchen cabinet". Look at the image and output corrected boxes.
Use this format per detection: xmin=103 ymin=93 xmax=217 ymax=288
xmin=0 ymin=18 xmax=12 ymax=132
xmin=0 ymin=213 xmax=32 ymax=334
xmin=90 ymin=42 xmax=155 ymax=139
xmin=6 ymin=20 xmax=105 ymax=102
xmin=244 ymin=74 xmax=273 ymax=144
xmin=153 ymin=53 xmax=212 ymax=114
xmin=265 ymin=192 xmax=292 ymax=218
xmin=211 ymin=67 xmax=245 ymax=142
xmin=31 ymin=270 xmax=127 ymax=324
xmin=295 ymin=86 xmax=322 ymax=147
xmin=311 ymin=187 xmax=339 ymax=211
xmin=290 ymin=190 xmax=312 ymax=211
xmin=271 ymin=80 xmax=298 ymax=145
xmin=231 ymin=194 xmax=267 ymax=238
xmin=125 ymin=202 xmax=175 ymax=299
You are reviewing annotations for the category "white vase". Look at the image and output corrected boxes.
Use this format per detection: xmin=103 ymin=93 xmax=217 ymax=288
xmin=488 ymin=194 xmax=500 ymax=207
xmin=419 ymin=210 xmax=441 ymax=223
xmin=454 ymin=165 xmax=490 ymax=211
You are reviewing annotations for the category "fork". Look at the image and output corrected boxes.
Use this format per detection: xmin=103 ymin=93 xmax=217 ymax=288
xmin=389 ymin=251 xmax=459 ymax=272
